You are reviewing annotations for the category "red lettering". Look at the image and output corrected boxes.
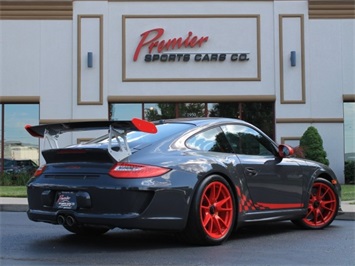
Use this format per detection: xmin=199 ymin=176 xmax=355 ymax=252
xmin=157 ymin=40 xmax=166 ymax=53
xmin=133 ymin=28 xmax=164 ymax=61
xmin=133 ymin=28 xmax=209 ymax=61
xmin=189 ymin=36 xmax=197 ymax=47
xmin=183 ymin=32 xmax=193 ymax=47
xmin=197 ymin=36 xmax=209 ymax=47
xmin=165 ymin=38 xmax=183 ymax=50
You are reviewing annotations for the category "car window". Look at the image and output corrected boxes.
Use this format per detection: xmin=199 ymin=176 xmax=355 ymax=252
xmin=88 ymin=123 xmax=194 ymax=149
xmin=186 ymin=127 xmax=233 ymax=153
xmin=221 ymin=124 xmax=275 ymax=156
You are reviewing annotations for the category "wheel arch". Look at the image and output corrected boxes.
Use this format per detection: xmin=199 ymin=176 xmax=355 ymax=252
xmin=194 ymin=170 xmax=240 ymax=215
xmin=317 ymin=172 xmax=333 ymax=184
xmin=311 ymin=171 xmax=341 ymax=198
xmin=180 ymin=171 xmax=239 ymax=245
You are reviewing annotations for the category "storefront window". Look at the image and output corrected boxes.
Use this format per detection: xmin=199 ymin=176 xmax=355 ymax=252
xmin=241 ymin=103 xmax=274 ymax=139
xmin=0 ymin=103 xmax=39 ymax=174
xmin=208 ymin=102 xmax=274 ymax=139
xmin=208 ymin=103 xmax=240 ymax=118
xmin=109 ymin=101 xmax=274 ymax=138
xmin=145 ymin=103 xmax=176 ymax=120
xmin=344 ymin=102 xmax=355 ymax=161
xmin=143 ymin=104 xmax=159 ymax=121
xmin=178 ymin=103 xmax=206 ymax=118
xmin=110 ymin=103 xmax=142 ymax=120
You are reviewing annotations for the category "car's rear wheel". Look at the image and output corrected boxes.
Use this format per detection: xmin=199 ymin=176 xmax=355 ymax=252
xmin=292 ymin=178 xmax=339 ymax=229
xmin=178 ymin=175 xmax=236 ymax=245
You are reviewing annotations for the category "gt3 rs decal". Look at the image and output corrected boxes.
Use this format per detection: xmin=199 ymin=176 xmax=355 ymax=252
xmin=236 ymin=186 xmax=304 ymax=212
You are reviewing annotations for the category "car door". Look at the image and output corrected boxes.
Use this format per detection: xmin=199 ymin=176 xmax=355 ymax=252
xmin=221 ymin=124 xmax=304 ymax=210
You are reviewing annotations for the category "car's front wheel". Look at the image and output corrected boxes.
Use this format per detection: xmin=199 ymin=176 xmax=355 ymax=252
xmin=292 ymin=178 xmax=339 ymax=229
xmin=178 ymin=174 xmax=236 ymax=245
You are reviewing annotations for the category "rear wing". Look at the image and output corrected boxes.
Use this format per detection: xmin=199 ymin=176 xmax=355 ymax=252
xmin=25 ymin=118 xmax=157 ymax=162
xmin=25 ymin=118 xmax=157 ymax=138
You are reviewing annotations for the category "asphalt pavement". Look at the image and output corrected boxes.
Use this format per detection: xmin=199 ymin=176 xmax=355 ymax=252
xmin=0 ymin=197 xmax=354 ymax=220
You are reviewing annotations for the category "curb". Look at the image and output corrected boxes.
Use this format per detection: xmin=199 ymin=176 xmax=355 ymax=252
xmin=0 ymin=204 xmax=28 ymax=212
xmin=335 ymin=212 xmax=355 ymax=221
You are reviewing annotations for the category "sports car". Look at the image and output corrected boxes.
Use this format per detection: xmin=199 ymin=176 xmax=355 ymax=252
xmin=25 ymin=117 xmax=342 ymax=245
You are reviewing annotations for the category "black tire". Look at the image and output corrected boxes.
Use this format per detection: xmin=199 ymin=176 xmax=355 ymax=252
xmin=63 ymin=224 xmax=109 ymax=235
xmin=177 ymin=174 xmax=236 ymax=245
xmin=292 ymin=178 xmax=339 ymax=229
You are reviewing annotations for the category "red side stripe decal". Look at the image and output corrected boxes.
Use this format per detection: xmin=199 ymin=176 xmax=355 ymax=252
xmin=235 ymin=186 xmax=304 ymax=212
xmin=256 ymin=203 xmax=304 ymax=209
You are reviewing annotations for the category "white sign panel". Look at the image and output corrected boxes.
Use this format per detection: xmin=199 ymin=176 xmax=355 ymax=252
xmin=123 ymin=15 xmax=260 ymax=82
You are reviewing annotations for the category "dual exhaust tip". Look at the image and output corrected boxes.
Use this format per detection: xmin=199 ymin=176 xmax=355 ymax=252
xmin=57 ymin=214 xmax=76 ymax=226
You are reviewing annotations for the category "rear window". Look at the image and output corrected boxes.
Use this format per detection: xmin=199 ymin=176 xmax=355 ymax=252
xmin=127 ymin=123 xmax=194 ymax=148
xmin=87 ymin=123 xmax=194 ymax=149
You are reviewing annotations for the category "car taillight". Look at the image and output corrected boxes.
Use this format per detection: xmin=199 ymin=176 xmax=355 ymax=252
xmin=34 ymin=165 xmax=46 ymax=177
xmin=109 ymin=162 xmax=170 ymax=178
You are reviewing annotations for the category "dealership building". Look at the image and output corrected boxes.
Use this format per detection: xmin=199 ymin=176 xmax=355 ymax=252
xmin=0 ymin=0 xmax=354 ymax=183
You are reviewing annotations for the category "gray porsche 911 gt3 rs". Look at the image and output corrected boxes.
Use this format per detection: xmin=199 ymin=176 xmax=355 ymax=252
xmin=25 ymin=117 xmax=342 ymax=245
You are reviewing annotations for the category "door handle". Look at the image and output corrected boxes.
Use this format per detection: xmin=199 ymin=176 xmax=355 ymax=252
xmin=244 ymin=167 xmax=258 ymax=176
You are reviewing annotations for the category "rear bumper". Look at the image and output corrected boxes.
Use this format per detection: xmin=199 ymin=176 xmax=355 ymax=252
xmin=26 ymin=167 xmax=199 ymax=231
xmin=27 ymin=208 xmax=186 ymax=231
xmin=27 ymin=186 xmax=190 ymax=231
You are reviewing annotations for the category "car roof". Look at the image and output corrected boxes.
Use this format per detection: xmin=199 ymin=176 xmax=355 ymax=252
xmin=155 ymin=117 xmax=246 ymax=127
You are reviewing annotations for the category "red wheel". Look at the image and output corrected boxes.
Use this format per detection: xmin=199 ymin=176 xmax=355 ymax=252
xmin=293 ymin=178 xmax=339 ymax=229
xmin=177 ymin=175 xmax=236 ymax=245
xmin=200 ymin=181 xmax=234 ymax=239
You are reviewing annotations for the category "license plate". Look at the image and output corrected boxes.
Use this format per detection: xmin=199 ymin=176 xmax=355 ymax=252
xmin=55 ymin=192 xmax=77 ymax=210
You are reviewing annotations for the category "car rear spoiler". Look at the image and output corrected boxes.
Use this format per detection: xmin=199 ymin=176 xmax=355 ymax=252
xmin=25 ymin=118 xmax=157 ymax=138
xmin=25 ymin=118 xmax=157 ymax=162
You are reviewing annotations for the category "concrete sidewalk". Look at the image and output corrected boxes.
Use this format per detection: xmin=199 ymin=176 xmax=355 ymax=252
xmin=0 ymin=197 xmax=354 ymax=220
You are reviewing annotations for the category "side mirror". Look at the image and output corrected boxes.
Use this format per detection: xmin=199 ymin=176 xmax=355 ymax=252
xmin=278 ymin=144 xmax=294 ymax=158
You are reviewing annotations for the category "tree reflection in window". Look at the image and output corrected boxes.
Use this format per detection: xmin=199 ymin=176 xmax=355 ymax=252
xmin=186 ymin=127 xmax=232 ymax=153
xmin=222 ymin=125 xmax=274 ymax=156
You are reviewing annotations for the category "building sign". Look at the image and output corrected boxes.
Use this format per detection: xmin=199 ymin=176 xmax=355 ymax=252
xmin=133 ymin=28 xmax=209 ymax=61
xmin=123 ymin=15 xmax=260 ymax=81
xmin=133 ymin=28 xmax=250 ymax=63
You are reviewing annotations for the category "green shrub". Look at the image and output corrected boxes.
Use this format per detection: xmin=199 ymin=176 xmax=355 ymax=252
xmin=299 ymin=126 xmax=329 ymax=165
xmin=344 ymin=160 xmax=355 ymax=184
xmin=0 ymin=173 xmax=13 ymax=186
xmin=0 ymin=172 xmax=32 ymax=186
